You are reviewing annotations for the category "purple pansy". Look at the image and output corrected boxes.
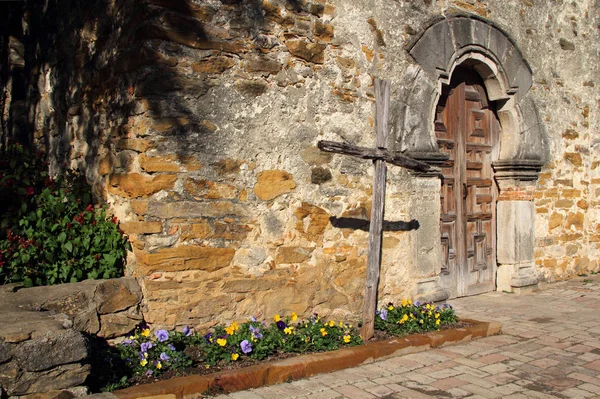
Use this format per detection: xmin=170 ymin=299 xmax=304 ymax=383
xmin=249 ymin=325 xmax=263 ymax=339
xmin=146 ymin=369 xmax=153 ymax=376
xmin=160 ymin=352 xmax=170 ymax=361
xmin=140 ymin=342 xmax=153 ymax=352
xmin=182 ymin=326 xmax=192 ymax=336
xmin=276 ymin=320 xmax=287 ymax=330
xmin=204 ymin=332 xmax=213 ymax=344
xmin=250 ymin=316 xmax=257 ymax=322
xmin=168 ymin=344 xmax=176 ymax=351
xmin=240 ymin=340 xmax=252 ymax=354
xmin=155 ymin=329 xmax=169 ymax=342
xmin=379 ymin=309 xmax=388 ymax=321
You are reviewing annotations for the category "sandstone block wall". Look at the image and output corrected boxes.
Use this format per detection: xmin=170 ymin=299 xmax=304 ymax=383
xmin=0 ymin=0 xmax=598 ymax=329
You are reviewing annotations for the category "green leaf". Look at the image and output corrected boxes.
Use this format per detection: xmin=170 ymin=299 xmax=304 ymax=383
xmin=58 ymin=232 xmax=67 ymax=243
xmin=103 ymin=253 xmax=116 ymax=267
xmin=64 ymin=241 xmax=73 ymax=253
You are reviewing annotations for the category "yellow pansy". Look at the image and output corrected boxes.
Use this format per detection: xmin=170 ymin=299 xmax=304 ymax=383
xmin=436 ymin=319 xmax=440 ymax=325
xmin=141 ymin=329 xmax=150 ymax=337
xmin=399 ymin=314 xmax=408 ymax=324
xmin=328 ymin=320 xmax=335 ymax=327
xmin=140 ymin=359 xmax=148 ymax=367
xmin=156 ymin=362 xmax=162 ymax=369
xmin=284 ymin=327 xmax=293 ymax=335
xmin=408 ymin=299 xmax=412 ymax=305
xmin=435 ymin=313 xmax=440 ymax=319
xmin=388 ymin=305 xmax=394 ymax=311
xmin=339 ymin=322 xmax=344 ymax=327
xmin=232 ymin=353 xmax=239 ymax=361
xmin=291 ymin=312 xmax=298 ymax=322
xmin=274 ymin=314 xmax=281 ymax=322
xmin=401 ymin=299 xmax=408 ymax=307
xmin=343 ymin=335 xmax=351 ymax=343
xmin=217 ymin=338 xmax=227 ymax=346
xmin=320 ymin=328 xmax=328 ymax=337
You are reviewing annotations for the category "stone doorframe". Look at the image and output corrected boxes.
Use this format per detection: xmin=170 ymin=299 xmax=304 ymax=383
xmin=394 ymin=14 xmax=548 ymax=301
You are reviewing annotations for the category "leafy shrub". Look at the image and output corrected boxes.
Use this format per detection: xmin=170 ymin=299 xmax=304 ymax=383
xmin=374 ymin=300 xmax=457 ymax=335
xmin=0 ymin=143 xmax=129 ymax=286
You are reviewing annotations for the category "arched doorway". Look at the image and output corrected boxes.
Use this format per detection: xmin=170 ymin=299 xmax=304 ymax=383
xmin=436 ymin=66 xmax=500 ymax=298
xmin=398 ymin=15 xmax=546 ymax=301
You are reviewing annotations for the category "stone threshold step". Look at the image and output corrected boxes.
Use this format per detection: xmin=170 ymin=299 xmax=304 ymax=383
xmin=111 ymin=318 xmax=501 ymax=399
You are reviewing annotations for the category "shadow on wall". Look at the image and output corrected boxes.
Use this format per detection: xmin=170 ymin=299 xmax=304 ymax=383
xmin=0 ymin=0 xmax=303 ymax=194
xmin=330 ymin=216 xmax=420 ymax=232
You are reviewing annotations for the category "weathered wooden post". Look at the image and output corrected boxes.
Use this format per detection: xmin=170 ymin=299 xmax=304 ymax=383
xmin=318 ymin=79 xmax=435 ymax=340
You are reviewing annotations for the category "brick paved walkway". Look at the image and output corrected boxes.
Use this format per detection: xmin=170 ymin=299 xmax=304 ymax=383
xmin=213 ymin=275 xmax=600 ymax=399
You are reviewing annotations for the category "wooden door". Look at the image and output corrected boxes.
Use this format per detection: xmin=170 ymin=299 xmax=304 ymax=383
xmin=436 ymin=67 xmax=500 ymax=298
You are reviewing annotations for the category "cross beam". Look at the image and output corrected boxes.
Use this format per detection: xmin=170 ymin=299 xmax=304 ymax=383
xmin=317 ymin=141 xmax=432 ymax=172
xmin=318 ymin=79 xmax=436 ymax=340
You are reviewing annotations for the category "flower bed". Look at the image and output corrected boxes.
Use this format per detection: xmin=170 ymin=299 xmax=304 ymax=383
xmin=99 ymin=301 xmax=457 ymax=392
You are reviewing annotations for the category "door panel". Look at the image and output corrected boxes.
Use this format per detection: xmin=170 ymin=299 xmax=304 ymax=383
xmin=436 ymin=67 xmax=499 ymax=298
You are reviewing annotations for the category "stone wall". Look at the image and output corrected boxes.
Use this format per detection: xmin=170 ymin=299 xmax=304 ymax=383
xmin=0 ymin=278 xmax=142 ymax=397
xmin=0 ymin=0 xmax=598 ymax=329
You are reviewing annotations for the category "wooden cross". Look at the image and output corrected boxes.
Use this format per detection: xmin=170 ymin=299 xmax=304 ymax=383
xmin=318 ymin=79 xmax=433 ymax=340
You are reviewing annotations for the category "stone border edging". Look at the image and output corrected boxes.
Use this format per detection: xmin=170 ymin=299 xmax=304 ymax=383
xmin=112 ymin=319 xmax=501 ymax=399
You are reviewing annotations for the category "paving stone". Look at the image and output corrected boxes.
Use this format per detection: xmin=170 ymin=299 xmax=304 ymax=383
xmin=456 ymin=373 xmax=497 ymax=388
xmin=334 ymin=385 xmax=377 ymax=399
xmin=460 ymin=383 xmax=503 ymax=398
xmin=364 ymin=384 xmax=395 ymax=397
xmin=452 ymin=365 xmax=490 ymax=378
xmin=228 ymin=391 xmax=265 ymax=399
xmin=490 ymin=383 xmax=524 ymax=395
xmin=430 ymin=377 xmax=468 ymax=390
xmin=404 ymin=372 xmax=436 ymax=385
xmin=580 ymin=383 xmax=600 ymax=394
xmin=529 ymin=358 xmax=561 ymax=368
xmin=543 ymin=376 xmax=582 ymax=390
xmin=480 ymin=363 xmax=514 ymax=374
xmin=393 ymin=388 xmax=437 ymax=398
xmin=302 ymin=389 xmax=346 ymax=399
xmin=476 ymin=353 xmax=510 ymax=364
xmin=559 ymin=387 xmax=596 ymax=398
xmin=485 ymin=372 xmax=519 ymax=385
xmin=383 ymin=383 xmax=406 ymax=393
xmin=569 ymin=372 xmax=600 ymax=385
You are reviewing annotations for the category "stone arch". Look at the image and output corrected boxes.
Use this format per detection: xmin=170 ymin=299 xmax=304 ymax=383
xmin=396 ymin=14 xmax=547 ymax=166
xmin=401 ymin=14 xmax=547 ymax=299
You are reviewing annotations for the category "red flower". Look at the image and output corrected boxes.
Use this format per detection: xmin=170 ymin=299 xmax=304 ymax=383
xmin=112 ymin=216 xmax=119 ymax=224
xmin=26 ymin=187 xmax=34 ymax=195
xmin=86 ymin=204 xmax=93 ymax=212
xmin=74 ymin=213 xmax=85 ymax=224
